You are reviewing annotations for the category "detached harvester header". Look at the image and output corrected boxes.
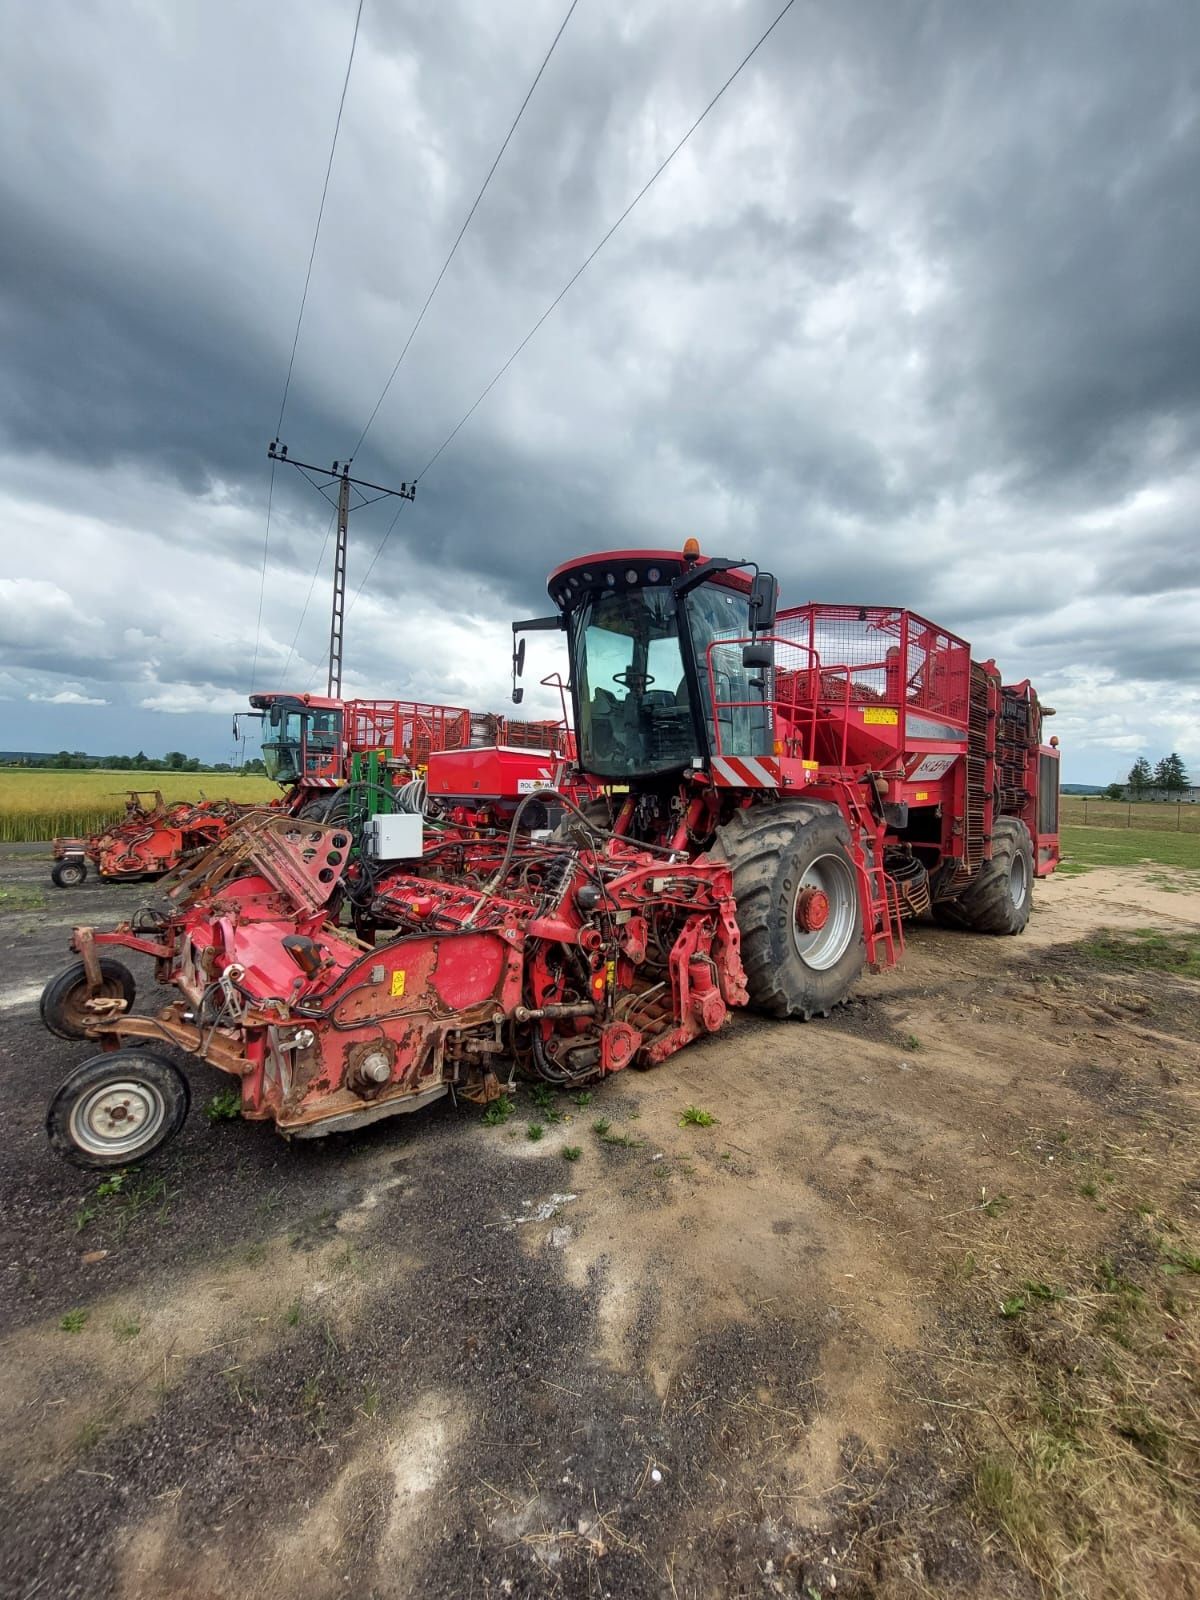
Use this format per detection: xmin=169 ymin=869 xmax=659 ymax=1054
xmin=41 ymin=539 xmax=1059 ymax=1167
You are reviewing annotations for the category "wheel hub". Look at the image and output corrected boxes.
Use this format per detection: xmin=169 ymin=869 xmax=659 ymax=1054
xmin=795 ymin=887 xmax=830 ymax=932
xmin=69 ymin=1080 xmax=166 ymax=1157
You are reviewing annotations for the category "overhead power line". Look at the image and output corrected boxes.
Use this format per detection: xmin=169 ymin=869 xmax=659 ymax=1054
xmin=349 ymin=0 xmax=581 ymax=461
xmin=249 ymin=0 xmax=366 ymax=692
xmin=416 ymin=0 xmax=798 ymax=482
xmin=277 ymin=0 xmax=367 ymax=438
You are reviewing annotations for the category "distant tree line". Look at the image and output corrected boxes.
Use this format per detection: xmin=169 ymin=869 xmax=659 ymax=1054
xmin=3 ymin=750 xmax=266 ymax=775
xmin=1101 ymin=753 xmax=1191 ymax=802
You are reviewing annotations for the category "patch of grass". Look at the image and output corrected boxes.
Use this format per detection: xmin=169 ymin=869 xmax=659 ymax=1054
xmin=591 ymin=1118 xmax=611 ymax=1136
xmin=113 ymin=1317 xmax=141 ymax=1341
xmin=526 ymin=1122 xmax=545 ymax=1142
xmin=481 ymin=1095 xmax=515 ymax=1126
xmin=680 ymin=1105 xmax=717 ymax=1128
xmin=75 ymin=1415 xmax=111 ymax=1453
xmin=1000 ymin=1282 xmax=1062 ymax=1319
xmin=598 ymin=1129 xmax=643 ymax=1148
xmin=1079 ymin=1180 xmax=1098 ymax=1199
xmin=85 ymin=1170 xmax=171 ymax=1241
xmin=1060 ymin=823 xmax=1200 ymax=872
xmin=980 ymin=1190 xmax=1012 ymax=1218
xmin=0 ymin=884 xmax=46 ymax=912
xmin=572 ymin=1090 xmax=594 ymax=1107
xmin=901 ymin=1033 xmax=921 ymax=1052
xmin=1079 ymin=928 xmax=1200 ymax=980
xmin=1161 ymin=1245 xmax=1200 ymax=1276
xmin=562 ymin=1146 xmax=582 ymax=1162
xmin=285 ymin=1298 xmax=302 ymax=1328
xmin=360 ymin=1383 xmax=380 ymax=1419
xmin=60 ymin=1309 xmax=88 ymax=1332
xmin=205 ymin=1087 xmax=242 ymax=1121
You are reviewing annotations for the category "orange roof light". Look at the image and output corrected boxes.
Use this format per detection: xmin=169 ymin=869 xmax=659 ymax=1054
xmin=682 ymin=537 xmax=701 ymax=560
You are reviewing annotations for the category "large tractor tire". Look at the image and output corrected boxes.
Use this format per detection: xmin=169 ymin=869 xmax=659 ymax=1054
xmin=51 ymin=859 xmax=88 ymax=888
xmin=299 ymin=790 xmax=352 ymax=824
xmin=713 ymin=802 xmax=865 ymax=1020
xmin=931 ymin=817 xmax=1034 ymax=935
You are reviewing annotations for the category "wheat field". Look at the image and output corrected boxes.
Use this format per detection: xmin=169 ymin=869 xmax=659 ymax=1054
xmin=0 ymin=770 xmax=279 ymax=842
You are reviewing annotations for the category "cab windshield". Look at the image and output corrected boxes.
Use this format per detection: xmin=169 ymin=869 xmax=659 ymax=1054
xmin=260 ymin=705 xmax=342 ymax=784
xmin=572 ymin=581 xmax=767 ymax=780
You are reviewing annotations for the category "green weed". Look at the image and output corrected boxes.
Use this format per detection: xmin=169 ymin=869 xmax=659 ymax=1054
xmin=526 ymin=1123 xmax=545 ymax=1142
xmin=60 ymin=1309 xmax=88 ymax=1332
xmin=680 ymin=1105 xmax=717 ymax=1128
xmin=572 ymin=1091 xmax=594 ymax=1107
xmin=481 ymin=1095 xmax=515 ymax=1126
xmin=562 ymin=1146 xmax=582 ymax=1162
xmin=205 ymin=1087 xmax=242 ymax=1121
xmin=591 ymin=1118 xmax=611 ymax=1136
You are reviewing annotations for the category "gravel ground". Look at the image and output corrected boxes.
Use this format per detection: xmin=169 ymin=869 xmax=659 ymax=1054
xmin=1 ymin=843 xmax=1197 ymax=1599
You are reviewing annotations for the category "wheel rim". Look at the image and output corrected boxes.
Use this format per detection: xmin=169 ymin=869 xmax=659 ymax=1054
xmin=1009 ymin=851 xmax=1029 ymax=910
xmin=62 ymin=863 xmax=84 ymax=884
xmin=68 ymin=1079 xmax=167 ymax=1158
xmin=792 ymin=852 xmax=857 ymax=971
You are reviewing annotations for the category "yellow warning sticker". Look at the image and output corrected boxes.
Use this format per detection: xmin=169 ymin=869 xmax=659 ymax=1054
xmin=390 ymin=971 xmax=406 ymax=998
xmin=862 ymin=707 xmax=899 ymax=725
xmin=915 ymin=791 xmax=929 ymax=801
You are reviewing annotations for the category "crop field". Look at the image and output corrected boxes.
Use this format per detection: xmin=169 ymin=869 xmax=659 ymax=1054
xmin=1060 ymin=795 xmax=1200 ymax=832
xmin=0 ymin=770 xmax=278 ymax=842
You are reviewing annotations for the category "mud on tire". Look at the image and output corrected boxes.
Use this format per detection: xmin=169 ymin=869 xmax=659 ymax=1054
xmin=713 ymin=802 xmax=866 ymax=1020
xmin=932 ymin=817 xmax=1034 ymax=936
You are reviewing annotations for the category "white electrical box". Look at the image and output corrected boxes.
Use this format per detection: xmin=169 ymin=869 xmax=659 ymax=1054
xmin=364 ymin=813 xmax=424 ymax=861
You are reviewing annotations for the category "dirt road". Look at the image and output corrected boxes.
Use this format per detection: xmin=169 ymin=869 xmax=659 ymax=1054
xmin=1 ymin=846 xmax=1197 ymax=1599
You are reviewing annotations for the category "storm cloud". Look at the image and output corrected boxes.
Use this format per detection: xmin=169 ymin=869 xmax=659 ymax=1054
xmin=0 ymin=0 xmax=1197 ymax=778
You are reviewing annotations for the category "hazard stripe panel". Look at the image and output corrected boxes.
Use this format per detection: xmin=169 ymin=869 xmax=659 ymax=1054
xmin=711 ymin=755 xmax=781 ymax=787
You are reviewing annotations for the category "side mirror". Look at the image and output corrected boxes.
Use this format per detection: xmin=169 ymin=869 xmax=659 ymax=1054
xmin=511 ymin=634 xmax=526 ymax=704
xmin=749 ymin=571 xmax=777 ymax=632
xmin=512 ymin=686 xmax=525 ymax=705
xmin=742 ymin=642 xmax=773 ymax=668
xmin=231 ymin=715 xmax=240 ymax=741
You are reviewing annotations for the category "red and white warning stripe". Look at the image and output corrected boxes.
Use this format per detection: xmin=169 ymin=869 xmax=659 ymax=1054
xmin=710 ymin=755 xmax=781 ymax=788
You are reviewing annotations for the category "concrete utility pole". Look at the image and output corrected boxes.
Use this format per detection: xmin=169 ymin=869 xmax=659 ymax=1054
xmin=267 ymin=441 xmax=416 ymax=698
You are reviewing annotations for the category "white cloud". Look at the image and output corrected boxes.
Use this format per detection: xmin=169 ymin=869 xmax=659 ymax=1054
xmin=28 ymin=688 xmax=109 ymax=706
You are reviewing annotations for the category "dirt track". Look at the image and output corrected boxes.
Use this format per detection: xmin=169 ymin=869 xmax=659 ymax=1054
xmin=1 ymin=846 xmax=1198 ymax=1599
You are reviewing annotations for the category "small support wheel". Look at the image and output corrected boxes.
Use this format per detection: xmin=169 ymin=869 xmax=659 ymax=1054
xmin=40 ymin=958 xmax=136 ymax=1041
xmin=46 ymin=1051 xmax=190 ymax=1169
xmin=51 ymin=859 xmax=88 ymax=888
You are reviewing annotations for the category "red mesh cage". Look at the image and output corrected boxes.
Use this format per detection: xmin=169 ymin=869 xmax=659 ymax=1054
xmin=346 ymin=701 xmax=472 ymax=764
xmin=774 ymin=606 xmax=971 ymax=730
xmin=703 ymin=605 xmax=971 ymax=766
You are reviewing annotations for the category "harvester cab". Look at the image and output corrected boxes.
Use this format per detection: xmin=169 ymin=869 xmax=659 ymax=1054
xmin=514 ymin=542 xmax=778 ymax=789
xmin=246 ymin=693 xmax=344 ymax=789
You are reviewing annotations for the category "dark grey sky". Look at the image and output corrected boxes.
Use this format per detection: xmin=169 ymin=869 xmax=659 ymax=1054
xmin=1 ymin=0 xmax=1197 ymax=780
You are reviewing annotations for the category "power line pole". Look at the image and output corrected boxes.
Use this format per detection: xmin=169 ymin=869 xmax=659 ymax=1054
xmin=267 ymin=441 xmax=416 ymax=698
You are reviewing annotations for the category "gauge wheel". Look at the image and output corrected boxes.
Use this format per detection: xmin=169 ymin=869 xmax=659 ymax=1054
xmin=51 ymin=859 xmax=88 ymax=888
xmin=46 ymin=1051 xmax=190 ymax=1169
xmin=40 ymin=958 xmax=136 ymax=1042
